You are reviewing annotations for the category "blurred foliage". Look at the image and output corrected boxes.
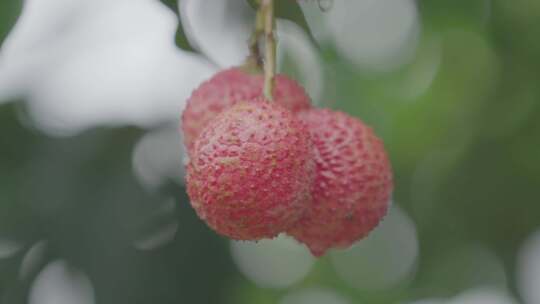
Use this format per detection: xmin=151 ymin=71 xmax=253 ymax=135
xmin=0 ymin=0 xmax=21 ymax=43
xmin=158 ymin=0 xmax=195 ymax=51
xmin=0 ymin=104 xmax=236 ymax=304
xmin=1 ymin=0 xmax=540 ymax=304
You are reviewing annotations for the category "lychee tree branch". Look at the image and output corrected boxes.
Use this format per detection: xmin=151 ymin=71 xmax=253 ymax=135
xmin=261 ymin=0 xmax=276 ymax=100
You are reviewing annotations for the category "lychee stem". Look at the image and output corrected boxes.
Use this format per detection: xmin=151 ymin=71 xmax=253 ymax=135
xmin=261 ymin=0 xmax=276 ymax=101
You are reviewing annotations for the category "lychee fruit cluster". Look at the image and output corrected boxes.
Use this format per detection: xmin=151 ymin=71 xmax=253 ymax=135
xmin=181 ymin=67 xmax=393 ymax=256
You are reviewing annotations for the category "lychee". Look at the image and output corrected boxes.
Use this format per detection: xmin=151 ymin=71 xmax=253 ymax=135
xmin=287 ymin=109 xmax=393 ymax=256
xmin=181 ymin=67 xmax=312 ymax=152
xmin=186 ymin=100 xmax=315 ymax=240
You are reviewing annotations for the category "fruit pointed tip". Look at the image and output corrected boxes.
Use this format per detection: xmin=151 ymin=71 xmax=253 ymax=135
xmin=309 ymin=246 xmax=327 ymax=258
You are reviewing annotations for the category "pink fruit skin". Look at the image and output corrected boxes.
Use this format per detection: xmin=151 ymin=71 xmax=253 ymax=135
xmin=181 ymin=68 xmax=311 ymax=153
xmin=288 ymin=109 xmax=393 ymax=257
xmin=186 ymin=101 xmax=315 ymax=240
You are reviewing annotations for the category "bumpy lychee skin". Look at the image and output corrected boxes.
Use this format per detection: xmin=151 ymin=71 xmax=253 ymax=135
xmin=287 ymin=109 xmax=393 ymax=256
xmin=181 ymin=67 xmax=311 ymax=152
xmin=186 ymin=100 xmax=315 ymax=240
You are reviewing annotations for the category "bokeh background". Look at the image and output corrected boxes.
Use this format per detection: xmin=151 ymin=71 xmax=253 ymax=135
xmin=1 ymin=0 xmax=539 ymax=303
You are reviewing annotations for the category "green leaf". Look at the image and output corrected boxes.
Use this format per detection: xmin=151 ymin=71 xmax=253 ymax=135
xmin=159 ymin=0 xmax=179 ymax=13
xmin=275 ymin=1 xmax=312 ymax=35
xmin=0 ymin=0 xmax=23 ymax=44
xmin=246 ymin=0 xmax=259 ymax=9
xmin=159 ymin=0 xmax=195 ymax=52
xmin=175 ymin=19 xmax=195 ymax=52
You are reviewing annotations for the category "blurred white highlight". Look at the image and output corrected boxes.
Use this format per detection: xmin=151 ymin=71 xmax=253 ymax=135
xmin=330 ymin=205 xmax=419 ymax=290
xmin=29 ymin=260 xmax=95 ymax=304
xmin=517 ymin=229 xmax=540 ymax=304
xmin=298 ymin=1 xmax=332 ymax=43
xmin=399 ymin=35 xmax=442 ymax=99
xmin=277 ymin=20 xmax=324 ymax=104
xmin=303 ymin=0 xmax=420 ymax=72
xmin=0 ymin=0 xmax=215 ymax=135
xmin=179 ymin=0 xmax=253 ymax=68
xmin=132 ymin=126 xmax=186 ymax=189
xmin=19 ymin=241 xmax=48 ymax=280
xmin=0 ymin=238 xmax=23 ymax=259
xmin=231 ymin=234 xmax=315 ymax=289
xmin=134 ymin=198 xmax=179 ymax=251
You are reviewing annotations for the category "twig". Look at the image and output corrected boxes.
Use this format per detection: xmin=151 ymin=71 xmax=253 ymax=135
xmin=261 ymin=0 xmax=276 ymax=100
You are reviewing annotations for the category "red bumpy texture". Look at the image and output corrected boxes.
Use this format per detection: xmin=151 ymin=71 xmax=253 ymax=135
xmin=287 ymin=109 xmax=393 ymax=256
xmin=181 ymin=67 xmax=312 ymax=152
xmin=186 ymin=100 xmax=315 ymax=240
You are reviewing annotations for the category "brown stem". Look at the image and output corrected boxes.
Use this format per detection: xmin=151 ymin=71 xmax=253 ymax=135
xmin=261 ymin=0 xmax=276 ymax=100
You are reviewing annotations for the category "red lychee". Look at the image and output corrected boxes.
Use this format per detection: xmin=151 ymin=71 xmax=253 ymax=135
xmin=287 ymin=109 xmax=393 ymax=256
xmin=181 ymin=67 xmax=311 ymax=152
xmin=186 ymin=100 xmax=315 ymax=240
